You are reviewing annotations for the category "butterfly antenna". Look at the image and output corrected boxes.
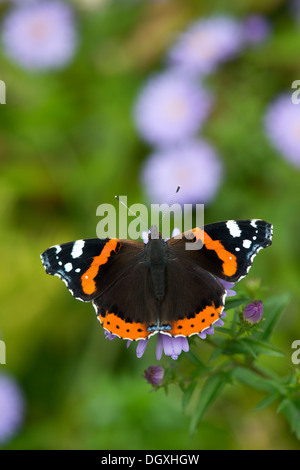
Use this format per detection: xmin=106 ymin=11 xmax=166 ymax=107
xmin=161 ymin=185 xmax=181 ymax=222
xmin=115 ymin=196 xmax=148 ymax=230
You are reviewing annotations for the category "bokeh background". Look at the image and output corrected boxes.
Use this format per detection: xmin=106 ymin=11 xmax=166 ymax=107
xmin=0 ymin=0 xmax=300 ymax=450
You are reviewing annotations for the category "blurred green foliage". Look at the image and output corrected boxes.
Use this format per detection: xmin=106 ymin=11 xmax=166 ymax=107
xmin=0 ymin=0 xmax=300 ymax=450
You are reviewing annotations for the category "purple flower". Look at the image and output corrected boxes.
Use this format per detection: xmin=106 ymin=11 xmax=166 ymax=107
xmin=104 ymin=310 xmax=228 ymax=360
xmin=243 ymin=15 xmax=271 ymax=45
xmin=104 ymin=331 xmax=118 ymax=341
xmin=143 ymin=366 xmax=164 ymax=386
xmin=156 ymin=335 xmax=189 ymax=360
xmin=197 ymin=310 xmax=226 ymax=339
xmin=105 ymin=330 xmax=190 ymax=360
xmin=243 ymin=300 xmax=264 ymax=324
xmin=141 ymin=139 xmax=223 ymax=205
xmin=133 ymin=71 xmax=213 ymax=146
xmin=218 ymin=279 xmax=236 ymax=298
xmin=0 ymin=373 xmax=25 ymax=445
xmin=264 ymin=93 xmax=300 ymax=167
xmin=1 ymin=1 xmax=77 ymax=71
xmin=167 ymin=16 xmax=244 ymax=76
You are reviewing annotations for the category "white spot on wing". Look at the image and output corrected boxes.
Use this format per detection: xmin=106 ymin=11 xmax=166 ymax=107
xmin=64 ymin=262 xmax=73 ymax=272
xmin=226 ymin=220 xmax=242 ymax=238
xmin=243 ymin=239 xmax=252 ymax=249
xmin=71 ymin=240 xmax=85 ymax=259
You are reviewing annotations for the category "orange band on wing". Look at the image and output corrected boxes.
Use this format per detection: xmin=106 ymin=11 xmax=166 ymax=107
xmin=193 ymin=228 xmax=237 ymax=277
xmin=81 ymin=239 xmax=119 ymax=295
xmin=169 ymin=304 xmax=223 ymax=337
xmin=98 ymin=312 xmax=149 ymax=340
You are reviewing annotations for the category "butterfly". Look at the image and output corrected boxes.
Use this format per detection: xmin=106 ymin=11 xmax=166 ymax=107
xmin=40 ymin=219 xmax=272 ymax=341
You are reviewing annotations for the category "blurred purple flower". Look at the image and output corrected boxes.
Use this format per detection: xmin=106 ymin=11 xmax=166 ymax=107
xmin=243 ymin=300 xmax=263 ymax=324
xmin=290 ymin=0 xmax=300 ymax=23
xmin=167 ymin=16 xmax=244 ymax=76
xmin=133 ymin=71 xmax=213 ymax=146
xmin=243 ymin=15 xmax=271 ymax=45
xmin=141 ymin=139 xmax=223 ymax=205
xmin=0 ymin=373 xmax=25 ymax=445
xmin=264 ymin=93 xmax=300 ymax=167
xmin=143 ymin=366 xmax=164 ymax=386
xmin=1 ymin=1 xmax=77 ymax=71
xmin=8 ymin=0 xmax=39 ymax=4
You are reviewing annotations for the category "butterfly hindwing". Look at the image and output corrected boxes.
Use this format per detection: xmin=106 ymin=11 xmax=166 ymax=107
xmin=159 ymin=258 xmax=226 ymax=337
xmin=93 ymin=250 xmax=226 ymax=340
xmin=93 ymin=260 xmax=158 ymax=340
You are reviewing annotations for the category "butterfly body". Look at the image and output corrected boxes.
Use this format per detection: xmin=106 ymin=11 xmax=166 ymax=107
xmin=41 ymin=219 xmax=272 ymax=341
xmin=144 ymin=228 xmax=168 ymax=303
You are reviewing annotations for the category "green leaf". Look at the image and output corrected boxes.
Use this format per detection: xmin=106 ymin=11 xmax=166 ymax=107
xmin=241 ymin=338 xmax=284 ymax=358
xmin=182 ymin=381 xmax=197 ymax=413
xmin=225 ymin=297 xmax=252 ymax=310
xmin=223 ymin=337 xmax=283 ymax=359
xmin=254 ymin=393 xmax=279 ymax=412
xmin=253 ymin=293 xmax=291 ymax=341
xmin=277 ymin=399 xmax=300 ymax=440
xmin=209 ymin=347 xmax=224 ymax=363
xmin=231 ymin=366 xmax=284 ymax=393
xmin=185 ymin=350 xmax=211 ymax=374
xmin=226 ymin=338 xmax=258 ymax=358
xmin=214 ymin=327 xmax=233 ymax=335
xmin=189 ymin=374 xmax=227 ymax=435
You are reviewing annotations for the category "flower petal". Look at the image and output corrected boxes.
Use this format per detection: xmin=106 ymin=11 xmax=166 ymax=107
xmin=213 ymin=318 xmax=224 ymax=327
xmin=204 ymin=326 xmax=215 ymax=335
xmin=104 ymin=330 xmax=118 ymax=341
xmin=136 ymin=339 xmax=148 ymax=358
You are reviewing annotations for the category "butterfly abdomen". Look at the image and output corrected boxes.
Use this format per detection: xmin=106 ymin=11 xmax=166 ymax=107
xmin=146 ymin=238 xmax=168 ymax=302
xmin=149 ymin=265 xmax=165 ymax=302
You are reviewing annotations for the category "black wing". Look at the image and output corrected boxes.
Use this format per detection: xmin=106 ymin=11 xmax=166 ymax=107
xmin=167 ymin=219 xmax=273 ymax=283
xmin=41 ymin=238 xmax=144 ymax=301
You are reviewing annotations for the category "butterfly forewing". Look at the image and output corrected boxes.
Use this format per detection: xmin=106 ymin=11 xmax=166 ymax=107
xmin=167 ymin=219 xmax=272 ymax=283
xmin=40 ymin=238 xmax=143 ymax=301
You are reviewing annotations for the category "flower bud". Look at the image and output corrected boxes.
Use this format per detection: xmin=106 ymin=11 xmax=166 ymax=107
xmin=243 ymin=300 xmax=264 ymax=324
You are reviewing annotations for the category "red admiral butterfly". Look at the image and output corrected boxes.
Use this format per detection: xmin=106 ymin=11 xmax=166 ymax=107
xmin=40 ymin=219 xmax=272 ymax=341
